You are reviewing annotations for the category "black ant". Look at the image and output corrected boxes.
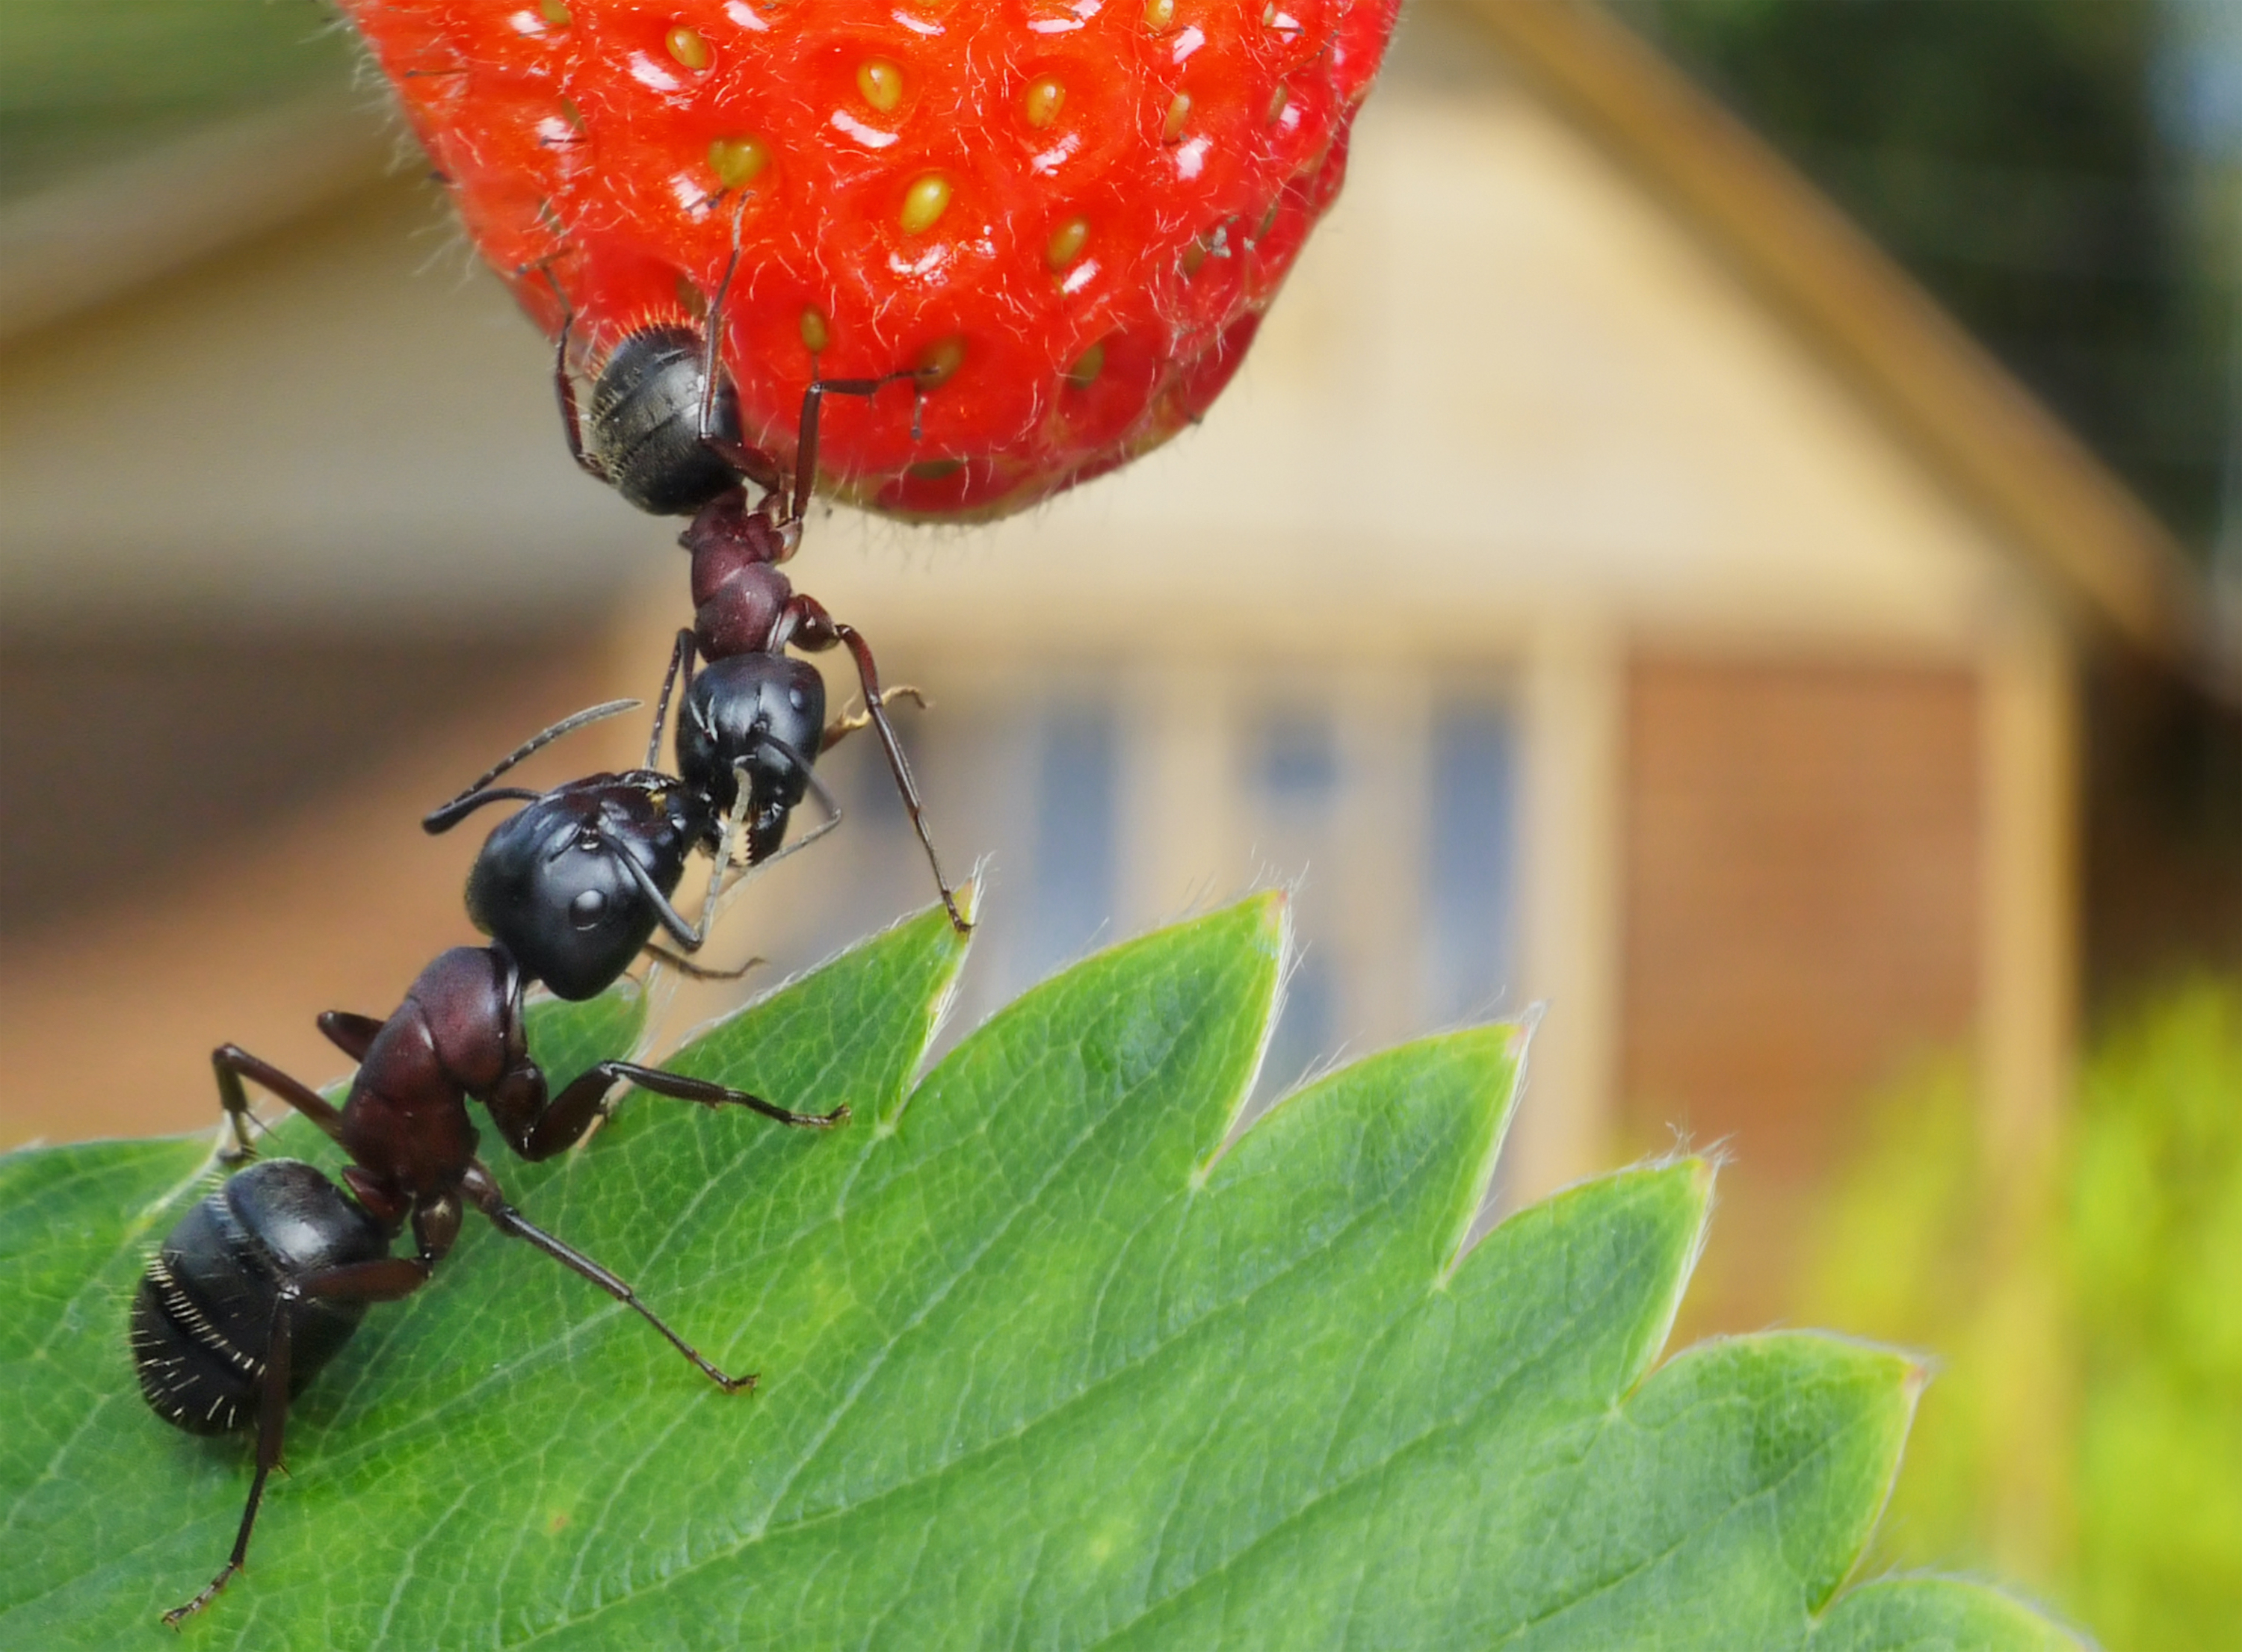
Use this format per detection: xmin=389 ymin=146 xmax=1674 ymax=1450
xmin=132 ymin=709 xmax=856 ymax=1627
xmin=550 ymin=250 xmax=972 ymax=934
xmin=422 ymin=668 xmax=915 ymax=998
xmin=420 ymin=696 xmax=773 ymax=998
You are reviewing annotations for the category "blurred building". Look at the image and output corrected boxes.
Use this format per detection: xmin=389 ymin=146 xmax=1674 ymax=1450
xmin=3 ymin=1 xmax=2235 ymax=1317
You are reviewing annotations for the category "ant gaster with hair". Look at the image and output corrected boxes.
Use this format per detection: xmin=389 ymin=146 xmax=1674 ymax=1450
xmin=132 ymin=708 xmax=853 ymax=1628
xmin=550 ymin=246 xmax=973 ymax=934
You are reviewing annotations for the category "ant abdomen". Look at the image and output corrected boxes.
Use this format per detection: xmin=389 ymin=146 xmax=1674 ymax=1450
xmin=589 ymin=325 xmax=743 ymax=516
xmin=131 ymin=1160 xmax=389 ymax=1437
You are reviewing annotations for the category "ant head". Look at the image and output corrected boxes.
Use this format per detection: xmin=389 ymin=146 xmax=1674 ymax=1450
xmin=590 ymin=325 xmax=742 ymax=516
xmin=465 ymin=774 xmax=705 ymax=1000
xmin=677 ymin=655 xmax=827 ymax=859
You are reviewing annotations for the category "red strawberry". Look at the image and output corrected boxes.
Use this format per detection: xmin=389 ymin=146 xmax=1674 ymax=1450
xmin=342 ymin=0 xmax=1395 ymax=519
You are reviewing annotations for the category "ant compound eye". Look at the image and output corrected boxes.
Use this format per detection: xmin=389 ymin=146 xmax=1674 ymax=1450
xmin=789 ymin=687 xmax=807 ymax=710
xmin=570 ymin=888 xmax=607 ymax=930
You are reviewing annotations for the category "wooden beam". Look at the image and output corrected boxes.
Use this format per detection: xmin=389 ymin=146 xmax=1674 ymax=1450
xmin=1509 ymin=613 xmax=1625 ymax=1202
xmin=1978 ymin=606 xmax=2078 ymax=1172
xmin=1974 ymin=600 xmax=2079 ymax=1579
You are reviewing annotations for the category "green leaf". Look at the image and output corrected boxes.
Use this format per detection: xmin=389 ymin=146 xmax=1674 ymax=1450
xmin=0 ymin=898 xmax=2074 ymax=1647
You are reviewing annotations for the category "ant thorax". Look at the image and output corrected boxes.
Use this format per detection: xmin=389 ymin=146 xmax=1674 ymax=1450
xmin=684 ymin=498 xmax=797 ymax=660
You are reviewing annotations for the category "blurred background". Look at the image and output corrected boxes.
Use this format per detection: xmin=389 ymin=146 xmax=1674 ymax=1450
xmin=2 ymin=1 xmax=2238 ymax=1642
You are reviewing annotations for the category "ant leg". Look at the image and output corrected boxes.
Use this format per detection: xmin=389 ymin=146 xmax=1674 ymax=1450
xmin=159 ymin=1255 xmax=431 ymax=1628
xmin=211 ymin=1047 xmax=345 ymax=1158
xmin=702 ymin=436 xmax=785 ymax=497
xmin=748 ymin=761 xmax=843 ymax=871
xmin=423 ymin=699 xmax=642 ymax=833
xmin=519 ymin=1058 xmax=847 ymax=1159
xmin=782 ymin=599 xmax=970 ymax=932
xmin=594 ymin=1061 xmax=848 ymax=1128
xmin=643 ymin=946 xmax=764 ymax=981
xmin=822 ymin=684 xmax=927 ymax=751
xmin=317 ymin=1012 xmax=385 ymax=1062
xmin=555 ymin=310 xmax=608 ymax=482
xmin=702 ymin=436 xmax=785 ymax=498
xmin=691 ymin=211 xmax=788 ymax=494
xmin=647 ymin=630 xmax=697 ymax=769
xmin=786 ymin=372 xmax=917 ymax=526
xmin=697 ymin=239 xmax=742 ymax=442
xmin=460 ymin=1160 xmax=755 ymax=1392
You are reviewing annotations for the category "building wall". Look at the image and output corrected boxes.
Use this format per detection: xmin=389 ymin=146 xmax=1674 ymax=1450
xmin=1620 ymin=653 xmax=1983 ymax=1174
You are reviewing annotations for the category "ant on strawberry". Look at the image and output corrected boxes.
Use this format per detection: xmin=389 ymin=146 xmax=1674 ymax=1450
xmin=549 ymin=250 xmax=972 ymax=933
xmin=133 ymin=699 xmax=857 ymax=1627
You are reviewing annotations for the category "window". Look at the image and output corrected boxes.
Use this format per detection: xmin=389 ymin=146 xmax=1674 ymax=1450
xmin=1424 ymin=705 xmax=1518 ymax=1024
xmin=1259 ymin=710 xmax=1338 ymax=805
xmin=1025 ymin=702 xmax=1119 ymax=979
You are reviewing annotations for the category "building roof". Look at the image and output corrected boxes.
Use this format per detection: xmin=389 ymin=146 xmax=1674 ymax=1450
xmin=1456 ymin=0 xmax=2235 ymax=694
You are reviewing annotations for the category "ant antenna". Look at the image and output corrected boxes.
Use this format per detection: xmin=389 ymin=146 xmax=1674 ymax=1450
xmin=646 ymin=631 xmax=697 ymax=770
xmin=424 ymin=699 xmax=641 ymax=832
xmin=645 ymin=946 xmax=765 ymax=981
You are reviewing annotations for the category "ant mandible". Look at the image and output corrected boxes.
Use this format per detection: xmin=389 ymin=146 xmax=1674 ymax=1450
xmin=133 ymin=709 xmax=853 ymax=1627
xmin=549 ymin=247 xmax=973 ymax=934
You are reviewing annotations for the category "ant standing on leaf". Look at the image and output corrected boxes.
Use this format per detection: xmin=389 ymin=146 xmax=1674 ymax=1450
xmin=548 ymin=237 xmax=974 ymax=935
xmin=131 ymin=700 xmax=854 ymax=1629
